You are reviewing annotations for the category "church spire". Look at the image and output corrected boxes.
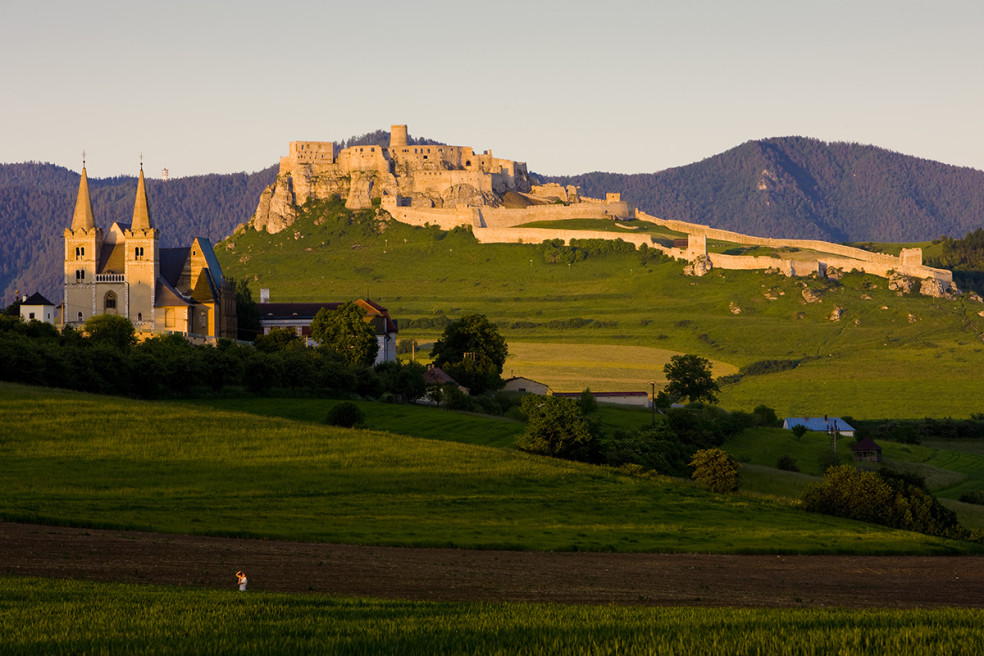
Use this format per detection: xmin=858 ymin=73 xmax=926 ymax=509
xmin=70 ymin=158 xmax=95 ymax=231
xmin=131 ymin=161 xmax=153 ymax=231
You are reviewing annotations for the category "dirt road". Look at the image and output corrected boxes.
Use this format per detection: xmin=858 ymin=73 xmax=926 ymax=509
xmin=3 ymin=522 xmax=982 ymax=608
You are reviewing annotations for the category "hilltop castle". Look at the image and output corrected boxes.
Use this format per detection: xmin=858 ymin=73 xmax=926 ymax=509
xmin=244 ymin=125 xmax=953 ymax=296
xmin=251 ymin=124 xmax=635 ymax=234
xmin=63 ymin=164 xmax=236 ymax=339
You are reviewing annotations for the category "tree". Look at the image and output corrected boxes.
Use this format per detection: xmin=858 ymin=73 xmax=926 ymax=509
xmin=234 ymin=278 xmax=261 ymax=341
xmin=430 ymin=314 xmax=507 ymax=395
xmin=516 ymin=394 xmax=595 ymax=460
xmin=254 ymin=326 xmax=303 ymax=353
xmin=310 ymin=303 xmax=378 ymax=368
xmin=578 ymin=388 xmax=598 ymax=415
xmin=689 ymin=448 xmax=741 ymax=493
xmin=83 ymin=314 xmax=136 ymax=351
xmin=663 ymin=354 xmax=720 ymax=404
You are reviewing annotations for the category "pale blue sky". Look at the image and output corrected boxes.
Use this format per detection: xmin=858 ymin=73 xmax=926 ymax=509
xmin=2 ymin=0 xmax=982 ymax=179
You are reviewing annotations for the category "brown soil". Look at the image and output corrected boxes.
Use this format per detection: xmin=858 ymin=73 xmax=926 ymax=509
xmin=3 ymin=522 xmax=982 ymax=608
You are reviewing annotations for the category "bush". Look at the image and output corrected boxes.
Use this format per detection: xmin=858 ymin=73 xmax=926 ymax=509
xmin=959 ymin=491 xmax=984 ymax=505
xmin=324 ymin=401 xmax=365 ymax=428
xmin=776 ymin=454 xmax=799 ymax=472
xmin=801 ymin=465 xmax=963 ymax=539
xmin=689 ymin=448 xmax=741 ymax=493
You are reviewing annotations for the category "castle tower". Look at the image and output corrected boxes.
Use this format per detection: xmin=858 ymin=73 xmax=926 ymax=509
xmin=390 ymin=124 xmax=408 ymax=149
xmin=63 ymin=162 xmax=104 ymax=325
xmin=124 ymin=164 xmax=159 ymax=328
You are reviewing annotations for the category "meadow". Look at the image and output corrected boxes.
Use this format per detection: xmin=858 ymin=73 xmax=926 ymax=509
xmin=217 ymin=202 xmax=984 ymax=418
xmin=3 ymin=577 xmax=983 ymax=656
xmin=1 ymin=382 xmax=973 ymax=555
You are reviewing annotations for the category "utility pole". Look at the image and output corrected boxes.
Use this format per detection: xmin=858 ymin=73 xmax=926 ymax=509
xmin=650 ymin=381 xmax=656 ymax=425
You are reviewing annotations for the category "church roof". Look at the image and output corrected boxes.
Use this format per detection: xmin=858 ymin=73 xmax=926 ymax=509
xmin=70 ymin=166 xmax=96 ymax=231
xmin=154 ymin=278 xmax=192 ymax=307
xmin=98 ymin=240 xmax=127 ymax=274
xmin=131 ymin=166 xmax=153 ymax=231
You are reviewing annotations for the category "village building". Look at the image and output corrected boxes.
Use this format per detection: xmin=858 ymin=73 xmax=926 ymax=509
xmin=502 ymin=376 xmax=551 ymax=395
xmin=18 ymin=292 xmax=57 ymax=326
xmin=851 ymin=437 xmax=883 ymax=463
xmin=256 ymin=295 xmax=398 ymax=364
xmin=63 ymin=163 xmax=236 ymax=340
xmin=553 ymin=391 xmax=652 ymax=408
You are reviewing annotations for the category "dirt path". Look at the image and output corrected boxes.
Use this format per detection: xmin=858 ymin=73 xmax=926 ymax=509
xmin=3 ymin=522 xmax=983 ymax=608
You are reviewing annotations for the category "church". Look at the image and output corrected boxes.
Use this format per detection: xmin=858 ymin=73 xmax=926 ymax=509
xmin=63 ymin=162 xmax=236 ymax=340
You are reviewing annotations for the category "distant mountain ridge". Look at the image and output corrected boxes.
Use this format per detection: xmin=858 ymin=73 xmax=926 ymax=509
xmin=543 ymin=137 xmax=984 ymax=244
xmin=4 ymin=135 xmax=984 ymax=304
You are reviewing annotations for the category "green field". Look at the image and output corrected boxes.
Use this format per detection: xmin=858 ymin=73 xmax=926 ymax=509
xmin=217 ymin=201 xmax=984 ymax=418
xmin=3 ymin=577 xmax=982 ymax=656
xmin=1 ymin=383 xmax=973 ymax=555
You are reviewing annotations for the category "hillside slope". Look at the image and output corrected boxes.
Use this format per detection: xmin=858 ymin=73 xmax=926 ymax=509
xmin=545 ymin=137 xmax=984 ymax=243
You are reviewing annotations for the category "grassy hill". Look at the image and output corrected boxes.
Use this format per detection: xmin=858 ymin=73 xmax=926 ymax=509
xmin=2 ymin=382 xmax=973 ymax=555
xmin=217 ymin=199 xmax=984 ymax=418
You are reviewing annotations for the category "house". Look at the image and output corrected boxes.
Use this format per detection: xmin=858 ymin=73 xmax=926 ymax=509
xmin=19 ymin=292 xmax=57 ymax=326
xmin=63 ymin=162 xmax=236 ymax=340
xmin=502 ymin=376 xmax=550 ymax=395
xmin=851 ymin=437 xmax=883 ymax=463
xmin=257 ymin=296 xmax=398 ymax=364
xmin=422 ymin=365 xmax=469 ymax=396
xmin=783 ymin=416 xmax=856 ymax=437
xmin=553 ymin=391 xmax=651 ymax=408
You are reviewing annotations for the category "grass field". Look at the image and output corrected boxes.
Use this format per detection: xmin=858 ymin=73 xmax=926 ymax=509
xmin=4 ymin=577 xmax=983 ymax=656
xmin=217 ymin=202 xmax=984 ymax=418
xmin=503 ymin=342 xmax=737 ymax=393
xmin=1 ymin=383 xmax=974 ymax=555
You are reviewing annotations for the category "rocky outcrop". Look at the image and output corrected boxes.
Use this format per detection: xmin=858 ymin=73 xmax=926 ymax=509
xmin=829 ymin=306 xmax=844 ymax=321
xmin=251 ymin=176 xmax=298 ymax=235
xmin=345 ymin=172 xmax=376 ymax=210
xmin=919 ymin=277 xmax=951 ymax=299
xmin=442 ymin=184 xmax=498 ymax=209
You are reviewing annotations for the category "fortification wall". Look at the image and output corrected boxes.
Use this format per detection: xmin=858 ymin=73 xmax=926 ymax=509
xmin=637 ymin=210 xmax=952 ymax=286
xmin=474 ymin=202 xmax=631 ymax=228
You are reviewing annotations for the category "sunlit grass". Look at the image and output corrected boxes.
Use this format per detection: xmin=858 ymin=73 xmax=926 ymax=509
xmin=1 ymin=383 xmax=973 ymax=555
xmin=3 ymin=577 xmax=983 ymax=656
xmin=217 ymin=206 xmax=984 ymax=418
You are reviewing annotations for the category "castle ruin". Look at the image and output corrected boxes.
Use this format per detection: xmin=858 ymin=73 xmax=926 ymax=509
xmin=246 ymin=125 xmax=954 ymax=296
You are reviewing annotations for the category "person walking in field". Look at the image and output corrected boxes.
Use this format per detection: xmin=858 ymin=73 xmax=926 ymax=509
xmin=236 ymin=570 xmax=247 ymax=592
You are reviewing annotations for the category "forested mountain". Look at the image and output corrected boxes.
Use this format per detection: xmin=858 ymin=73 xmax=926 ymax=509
xmin=543 ymin=137 xmax=984 ymax=244
xmin=4 ymin=135 xmax=984 ymax=305
xmin=0 ymin=163 xmax=277 ymax=303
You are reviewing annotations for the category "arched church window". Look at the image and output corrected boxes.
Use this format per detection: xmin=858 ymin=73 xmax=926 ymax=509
xmin=77 ymin=312 xmax=83 ymax=321
xmin=165 ymin=308 xmax=175 ymax=328
xmin=137 ymin=312 xmax=143 ymax=322
xmin=104 ymin=291 xmax=117 ymax=312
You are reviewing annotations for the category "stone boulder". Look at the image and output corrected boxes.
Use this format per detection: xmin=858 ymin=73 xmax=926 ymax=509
xmin=801 ymin=287 xmax=822 ymax=303
xmin=828 ymin=306 xmax=844 ymax=321
xmin=888 ymin=273 xmax=918 ymax=295
xmin=683 ymin=255 xmax=712 ymax=277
